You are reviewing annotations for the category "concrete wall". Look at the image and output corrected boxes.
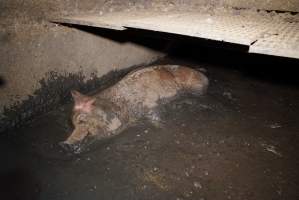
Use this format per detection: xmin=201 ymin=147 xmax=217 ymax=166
xmin=0 ymin=0 xmax=166 ymax=132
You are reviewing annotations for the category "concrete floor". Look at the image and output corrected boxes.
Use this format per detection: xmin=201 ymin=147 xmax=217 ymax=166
xmin=0 ymin=56 xmax=299 ymax=200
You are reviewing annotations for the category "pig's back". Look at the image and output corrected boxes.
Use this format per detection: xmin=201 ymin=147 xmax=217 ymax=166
xmin=165 ymin=65 xmax=208 ymax=95
xmin=107 ymin=65 xmax=208 ymax=110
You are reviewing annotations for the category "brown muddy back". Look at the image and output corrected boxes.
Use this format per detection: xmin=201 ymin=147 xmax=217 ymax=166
xmin=164 ymin=65 xmax=209 ymax=95
xmin=110 ymin=65 xmax=208 ymax=109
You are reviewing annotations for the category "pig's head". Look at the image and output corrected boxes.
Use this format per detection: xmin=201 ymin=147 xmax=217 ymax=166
xmin=60 ymin=90 xmax=103 ymax=152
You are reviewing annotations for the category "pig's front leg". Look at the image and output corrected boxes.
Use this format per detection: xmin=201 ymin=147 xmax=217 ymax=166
xmin=60 ymin=127 xmax=89 ymax=152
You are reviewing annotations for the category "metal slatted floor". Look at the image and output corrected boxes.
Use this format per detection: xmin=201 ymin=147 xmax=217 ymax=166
xmin=52 ymin=10 xmax=299 ymax=59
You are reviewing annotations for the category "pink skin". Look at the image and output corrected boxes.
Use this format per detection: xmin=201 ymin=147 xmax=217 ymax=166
xmin=71 ymin=90 xmax=95 ymax=113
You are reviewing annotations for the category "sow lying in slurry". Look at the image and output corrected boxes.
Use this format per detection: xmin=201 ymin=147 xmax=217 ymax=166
xmin=60 ymin=65 xmax=208 ymax=152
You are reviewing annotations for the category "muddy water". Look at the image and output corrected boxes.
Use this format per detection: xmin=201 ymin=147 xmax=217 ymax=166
xmin=1 ymin=61 xmax=299 ymax=200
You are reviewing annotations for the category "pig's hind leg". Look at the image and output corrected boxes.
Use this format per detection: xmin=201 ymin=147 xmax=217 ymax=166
xmin=146 ymin=109 xmax=164 ymax=128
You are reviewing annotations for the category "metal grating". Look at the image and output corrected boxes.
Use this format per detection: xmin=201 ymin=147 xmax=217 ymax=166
xmin=249 ymin=20 xmax=299 ymax=58
xmin=52 ymin=10 xmax=299 ymax=59
xmin=52 ymin=11 xmax=167 ymax=30
xmin=124 ymin=12 xmax=272 ymax=45
xmin=52 ymin=14 xmax=128 ymax=30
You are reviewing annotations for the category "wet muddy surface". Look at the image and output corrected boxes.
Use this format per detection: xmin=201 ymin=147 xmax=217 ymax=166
xmin=1 ymin=59 xmax=299 ymax=200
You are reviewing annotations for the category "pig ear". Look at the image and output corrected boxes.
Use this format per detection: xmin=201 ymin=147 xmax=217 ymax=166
xmin=72 ymin=90 xmax=96 ymax=113
xmin=75 ymin=97 xmax=96 ymax=113
xmin=71 ymin=90 xmax=85 ymax=102
xmin=85 ymin=97 xmax=96 ymax=106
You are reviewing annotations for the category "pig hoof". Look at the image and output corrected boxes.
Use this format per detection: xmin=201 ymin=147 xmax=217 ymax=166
xmin=59 ymin=141 xmax=70 ymax=150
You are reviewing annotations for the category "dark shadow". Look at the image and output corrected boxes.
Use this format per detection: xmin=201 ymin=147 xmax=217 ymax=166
xmin=0 ymin=168 xmax=40 ymax=200
xmin=0 ymin=76 xmax=6 ymax=87
xmin=164 ymin=39 xmax=299 ymax=86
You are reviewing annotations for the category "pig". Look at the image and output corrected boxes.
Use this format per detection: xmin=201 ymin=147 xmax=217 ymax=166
xmin=60 ymin=65 xmax=208 ymax=152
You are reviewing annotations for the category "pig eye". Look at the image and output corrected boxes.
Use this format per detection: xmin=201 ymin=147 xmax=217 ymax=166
xmin=77 ymin=113 xmax=88 ymax=123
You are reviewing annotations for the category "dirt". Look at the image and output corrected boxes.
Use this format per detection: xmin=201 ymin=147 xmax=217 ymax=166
xmin=1 ymin=56 xmax=299 ymax=200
